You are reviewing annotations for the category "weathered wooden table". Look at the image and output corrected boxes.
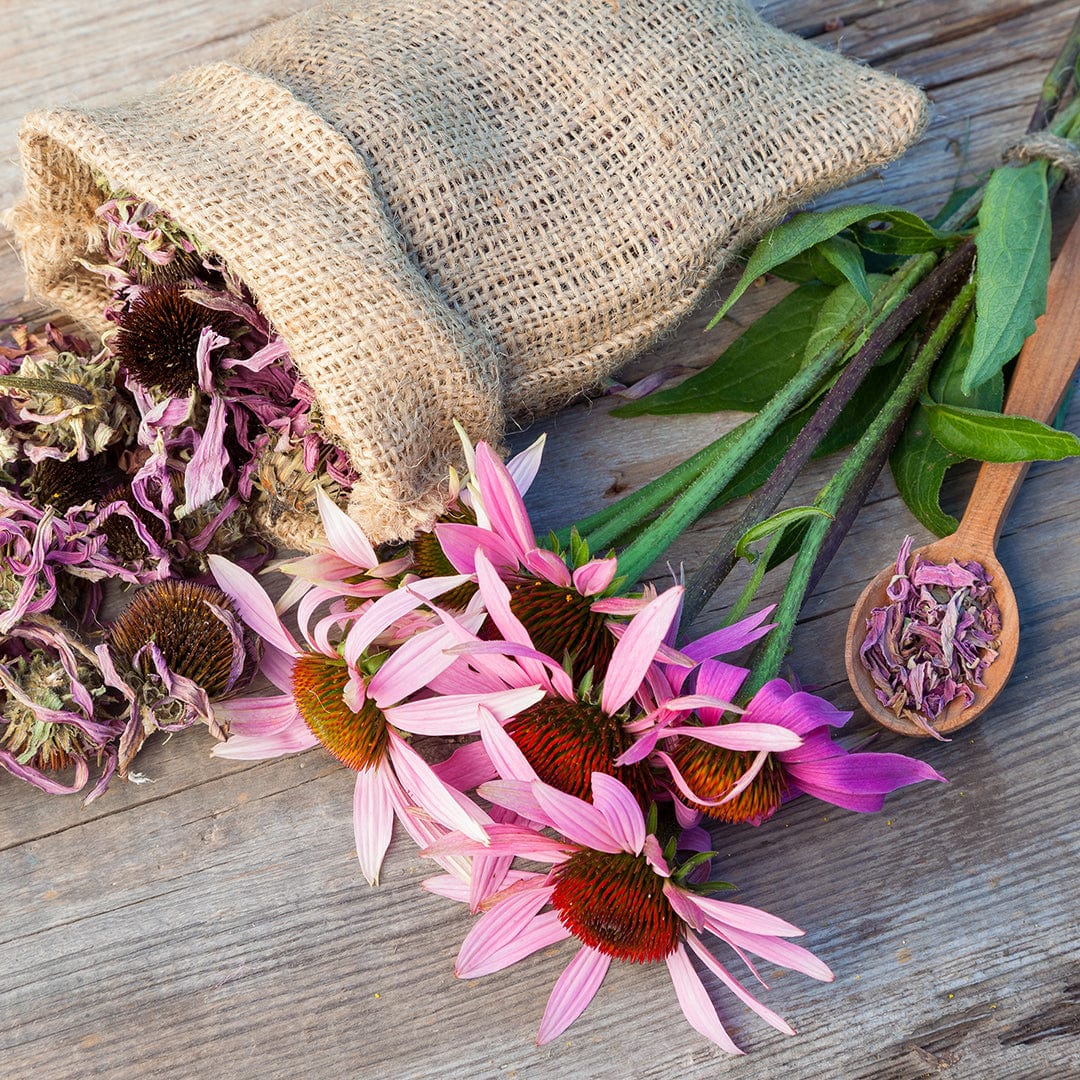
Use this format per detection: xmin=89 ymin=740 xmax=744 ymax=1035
xmin=2 ymin=3 xmax=1078 ymax=1078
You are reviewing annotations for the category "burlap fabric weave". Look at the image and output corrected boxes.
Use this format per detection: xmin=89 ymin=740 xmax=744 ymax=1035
xmin=10 ymin=0 xmax=927 ymax=545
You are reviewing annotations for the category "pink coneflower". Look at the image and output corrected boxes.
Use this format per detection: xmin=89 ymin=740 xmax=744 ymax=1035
xmin=207 ymin=555 xmax=545 ymax=884
xmin=620 ymin=654 xmax=946 ymax=825
xmin=423 ymin=770 xmax=833 ymax=1053
xmin=437 ymin=441 xmax=633 ymax=683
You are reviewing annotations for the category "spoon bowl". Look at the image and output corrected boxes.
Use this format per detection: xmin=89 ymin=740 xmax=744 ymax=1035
xmin=845 ymin=535 xmax=1019 ymax=736
xmin=845 ymin=210 xmax=1080 ymax=737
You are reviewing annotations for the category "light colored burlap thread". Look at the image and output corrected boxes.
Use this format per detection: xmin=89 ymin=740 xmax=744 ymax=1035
xmin=1004 ymin=132 xmax=1080 ymax=178
xmin=10 ymin=0 xmax=928 ymax=544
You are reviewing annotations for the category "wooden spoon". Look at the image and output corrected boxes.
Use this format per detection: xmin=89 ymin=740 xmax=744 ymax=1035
xmin=845 ymin=213 xmax=1080 ymax=736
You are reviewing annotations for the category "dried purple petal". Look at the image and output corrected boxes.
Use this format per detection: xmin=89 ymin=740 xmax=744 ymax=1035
xmin=859 ymin=536 xmax=1001 ymax=736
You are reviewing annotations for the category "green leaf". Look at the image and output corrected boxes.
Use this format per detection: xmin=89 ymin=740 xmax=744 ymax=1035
xmin=853 ymin=210 xmax=956 ymax=255
xmin=803 ymin=275 xmax=890 ymax=364
xmin=817 ymin=236 xmax=872 ymax=307
xmin=925 ymin=402 xmax=1080 ymax=462
xmin=707 ymin=203 xmax=915 ymax=328
xmin=735 ymin=506 xmax=832 ymax=562
xmin=612 ymin=281 xmax=832 ymax=417
xmin=963 ymin=160 xmax=1051 ymax=393
xmin=891 ymin=311 xmax=1004 ymax=535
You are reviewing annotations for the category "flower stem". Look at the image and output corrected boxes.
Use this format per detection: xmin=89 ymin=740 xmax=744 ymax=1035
xmin=742 ymin=281 xmax=977 ymax=694
xmin=607 ymin=251 xmax=944 ymax=583
xmin=677 ymin=237 xmax=976 ymax=631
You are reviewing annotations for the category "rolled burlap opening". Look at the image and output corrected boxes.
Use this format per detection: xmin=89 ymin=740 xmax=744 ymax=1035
xmin=9 ymin=0 xmax=928 ymax=545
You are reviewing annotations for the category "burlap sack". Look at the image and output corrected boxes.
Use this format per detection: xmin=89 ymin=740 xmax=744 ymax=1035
xmin=9 ymin=0 xmax=927 ymax=545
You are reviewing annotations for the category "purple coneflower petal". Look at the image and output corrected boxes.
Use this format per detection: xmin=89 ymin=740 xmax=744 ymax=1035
xmin=523 ymin=546 xmax=572 ymax=587
xmin=680 ymin=606 xmax=777 ymax=662
xmin=456 ymin=883 xmax=558 ymax=978
xmin=388 ymin=731 xmax=488 ymax=844
xmin=690 ymin=660 xmax=750 ymax=723
xmin=588 ymin=771 xmax=646 ymax=854
xmin=571 ymin=557 xmax=618 ymax=597
xmin=435 ymin=521 xmax=520 ymax=575
xmin=666 ymin=942 xmax=744 ymax=1055
xmin=537 ymin=945 xmax=612 ymax=1045
xmin=353 ymin=764 xmax=394 ymax=886
xmin=211 ymin=725 xmax=318 ymax=759
xmin=600 ymin=586 xmax=683 ymax=716
xmin=673 ymin=721 xmax=802 ymax=753
xmin=503 ymin=433 xmax=546 ymax=496
xmin=474 ymin=442 xmax=537 ymax=562
xmin=477 ymin=703 xmax=540 ymax=782
xmin=713 ymin=925 xmax=834 ymax=983
xmin=684 ymin=932 xmax=795 ymax=1036
xmin=182 ymin=392 xmax=229 ymax=511
xmin=315 ymin=485 xmax=378 ymax=569
xmin=530 ymin=780 xmax=623 ymax=853
xmin=431 ymin=738 xmax=498 ymax=791
xmin=689 ymin=894 xmax=804 ymax=938
xmin=209 ymin=555 xmax=300 ymax=658
xmin=388 ymin=685 xmax=545 ymax=737
xmin=211 ymin=695 xmax=298 ymax=736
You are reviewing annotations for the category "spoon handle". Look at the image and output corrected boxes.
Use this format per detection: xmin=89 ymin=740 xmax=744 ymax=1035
xmin=953 ymin=212 xmax=1080 ymax=553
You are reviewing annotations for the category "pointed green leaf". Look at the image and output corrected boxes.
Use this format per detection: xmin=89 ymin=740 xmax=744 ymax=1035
xmin=612 ymin=281 xmax=832 ymax=417
xmin=817 ymin=235 xmax=872 ymax=307
xmin=891 ymin=311 xmax=1003 ymax=535
xmin=735 ymin=506 xmax=833 ymax=562
xmin=803 ymin=275 xmax=890 ymax=364
xmin=853 ymin=210 xmax=956 ymax=255
xmin=707 ymin=203 xmax=908 ymax=327
xmin=925 ymin=402 xmax=1080 ymax=462
xmin=962 ymin=160 xmax=1051 ymax=393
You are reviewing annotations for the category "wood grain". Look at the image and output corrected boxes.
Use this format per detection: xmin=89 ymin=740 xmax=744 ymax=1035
xmin=2 ymin=2 xmax=1080 ymax=1079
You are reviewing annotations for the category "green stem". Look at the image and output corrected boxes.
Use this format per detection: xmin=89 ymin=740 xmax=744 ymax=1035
xmin=1029 ymin=11 xmax=1080 ymax=133
xmin=609 ymin=252 xmax=939 ymax=583
xmin=743 ymin=281 xmax=977 ymax=694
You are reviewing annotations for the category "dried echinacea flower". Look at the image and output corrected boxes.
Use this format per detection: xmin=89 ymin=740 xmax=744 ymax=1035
xmin=112 ymin=284 xmax=239 ymax=396
xmin=29 ymin=453 xmax=124 ymax=514
xmin=102 ymin=578 xmax=261 ymax=771
xmin=858 ymin=536 xmax=1002 ymax=737
xmin=0 ymin=347 xmax=130 ymax=461
xmin=0 ymin=615 xmax=122 ymax=800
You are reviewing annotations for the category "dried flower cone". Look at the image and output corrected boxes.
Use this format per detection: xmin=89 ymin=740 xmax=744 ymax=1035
xmin=8 ymin=0 xmax=927 ymax=543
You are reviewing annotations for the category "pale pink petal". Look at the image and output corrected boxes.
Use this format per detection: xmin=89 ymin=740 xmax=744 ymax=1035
xmin=260 ymin=642 xmax=297 ymax=693
xmin=654 ymin=748 xmax=770 ymax=808
xmin=210 ymin=727 xmax=318 ymax=759
xmin=370 ymin=624 xmax=461 ymax=706
xmin=663 ymin=880 xmax=705 ymax=931
xmin=600 ymin=586 xmax=683 ymax=716
xmin=688 ymin=894 xmax=804 ymax=938
xmin=588 ymin=772 xmax=646 ymax=854
xmin=388 ymin=686 xmax=545 ymax=736
xmin=478 ymin=704 xmax=540 ymax=782
xmin=212 ymin=695 xmax=299 ymax=736
xmin=383 ymin=768 xmax=472 ymax=884
xmin=474 ymin=441 xmax=537 ymax=560
xmin=182 ymin=392 xmax=228 ymax=511
xmin=673 ymin=721 xmax=802 ymax=753
xmin=531 ymin=780 xmax=624 ymax=853
xmin=713 ymin=926 xmax=834 ymax=983
xmin=422 ymin=868 xmax=539 ymax=904
xmin=572 ymin=557 xmax=618 ymax=597
xmin=209 ymin=555 xmax=299 ymax=657
xmin=536 ymin=946 xmax=611 ymax=1044
xmin=685 ymin=931 xmax=796 ymax=1036
xmin=435 ymin=521 xmax=520 ymax=575
xmin=504 ymin=433 xmax=546 ymax=496
xmin=388 ymin=732 xmax=488 ymax=843
xmin=642 ymin=835 xmax=670 ymax=877
xmin=665 ymin=942 xmax=744 ymax=1054
xmin=316 ymin=484 xmax=378 ymax=569
xmin=421 ymin=822 xmax=570 ymax=862
xmin=589 ymin=595 xmax=652 ymax=615
xmin=342 ymin=576 xmax=469 ymax=667
xmin=471 ymin=909 xmax=571 ymax=980
xmin=455 ymin=883 xmax=557 ymax=978
xmin=477 ymin=779 xmax=555 ymax=828
xmin=353 ymin=765 xmax=394 ymax=885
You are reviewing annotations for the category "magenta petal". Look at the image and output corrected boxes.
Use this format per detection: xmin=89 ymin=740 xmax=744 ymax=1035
xmin=537 ymin=946 xmax=611 ymax=1044
xmin=677 ymin=721 xmax=801 ymax=753
xmin=691 ymin=660 xmax=751 ymax=724
xmin=784 ymin=752 xmax=946 ymax=796
xmin=600 ymin=586 xmax=683 ymax=716
xmin=665 ymin=942 xmax=744 ymax=1055
xmin=531 ymin=780 xmax=623 ymax=853
xmin=456 ymin=883 xmax=556 ymax=978
xmin=681 ymin=606 xmax=777 ymax=661
xmin=435 ymin=522 xmax=520 ymax=575
xmin=746 ymin=679 xmax=852 ymax=735
xmin=353 ymin=765 xmax=394 ymax=886
xmin=431 ymin=739 xmax=498 ymax=791
xmin=523 ymin=547 xmax=572 ymax=587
